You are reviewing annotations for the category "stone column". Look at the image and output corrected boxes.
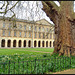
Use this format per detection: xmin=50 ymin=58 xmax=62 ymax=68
xmin=11 ymin=40 xmax=13 ymax=48
xmin=31 ymin=40 xmax=34 ymax=48
xmin=0 ymin=40 xmax=1 ymax=48
xmin=52 ymin=41 xmax=53 ymax=47
xmin=31 ymin=24 xmax=34 ymax=48
xmin=26 ymin=40 xmax=28 ymax=48
xmin=5 ymin=39 xmax=7 ymax=48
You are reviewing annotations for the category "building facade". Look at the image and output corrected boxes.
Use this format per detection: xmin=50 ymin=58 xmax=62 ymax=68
xmin=0 ymin=16 xmax=54 ymax=48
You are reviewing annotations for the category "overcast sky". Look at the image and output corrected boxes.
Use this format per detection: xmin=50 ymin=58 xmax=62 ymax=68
xmin=0 ymin=1 xmax=75 ymax=25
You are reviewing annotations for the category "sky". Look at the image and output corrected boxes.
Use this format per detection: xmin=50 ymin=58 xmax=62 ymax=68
xmin=0 ymin=1 xmax=74 ymax=25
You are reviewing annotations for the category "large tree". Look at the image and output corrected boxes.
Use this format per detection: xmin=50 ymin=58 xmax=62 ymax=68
xmin=42 ymin=1 xmax=75 ymax=56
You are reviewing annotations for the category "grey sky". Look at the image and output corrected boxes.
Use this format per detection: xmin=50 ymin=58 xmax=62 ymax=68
xmin=0 ymin=1 xmax=74 ymax=24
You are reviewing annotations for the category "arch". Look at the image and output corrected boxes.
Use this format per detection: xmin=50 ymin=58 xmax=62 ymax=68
xmin=1 ymin=39 xmax=5 ymax=47
xmin=7 ymin=40 xmax=11 ymax=47
xmin=46 ymin=41 xmax=48 ymax=47
xmin=18 ymin=40 xmax=21 ymax=47
xmin=24 ymin=40 xmax=26 ymax=47
xmin=28 ymin=40 xmax=31 ymax=47
xmin=50 ymin=41 xmax=52 ymax=47
xmin=53 ymin=41 xmax=55 ymax=47
xmin=42 ymin=41 xmax=44 ymax=47
xmin=13 ymin=40 xmax=16 ymax=47
xmin=34 ymin=40 xmax=37 ymax=47
xmin=38 ymin=41 xmax=41 ymax=47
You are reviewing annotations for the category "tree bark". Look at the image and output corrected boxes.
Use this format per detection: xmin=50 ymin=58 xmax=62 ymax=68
xmin=42 ymin=1 xmax=75 ymax=56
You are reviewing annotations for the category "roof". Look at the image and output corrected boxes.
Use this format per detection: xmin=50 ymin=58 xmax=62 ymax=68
xmin=0 ymin=16 xmax=54 ymax=26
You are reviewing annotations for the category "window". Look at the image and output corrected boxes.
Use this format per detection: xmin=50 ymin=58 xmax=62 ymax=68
xmin=3 ymin=30 xmax=5 ymax=36
xmin=29 ymin=26 xmax=31 ymax=30
xmin=9 ymin=23 xmax=11 ymax=28
xmin=24 ymin=32 xmax=26 ymax=37
xmin=24 ymin=25 xmax=26 ymax=30
xmin=50 ymin=33 xmax=52 ymax=39
xmin=3 ymin=22 xmax=5 ymax=28
xmin=39 ymin=33 xmax=40 ymax=38
xmin=39 ymin=27 xmax=41 ymax=31
xmin=19 ymin=24 xmax=22 ymax=29
xmin=43 ymin=33 xmax=45 ymax=39
xmin=14 ymin=31 xmax=16 ymax=36
xmin=42 ymin=27 xmax=44 ymax=32
xmin=35 ymin=26 xmax=37 ymax=31
xmin=29 ymin=32 xmax=31 ymax=37
xmin=47 ymin=28 xmax=48 ymax=32
xmin=35 ymin=33 xmax=36 ymax=38
xmin=8 ymin=31 xmax=11 ymax=36
xmin=47 ymin=34 xmax=48 ymax=39
xmin=19 ymin=32 xmax=21 ymax=37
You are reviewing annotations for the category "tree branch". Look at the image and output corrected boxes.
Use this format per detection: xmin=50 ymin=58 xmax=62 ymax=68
xmin=45 ymin=1 xmax=59 ymax=12
xmin=7 ymin=1 xmax=19 ymax=11
xmin=42 ymin=1 xmax=59 ymax=25
xmin=0 ymin=1 xmax=5 ymax=9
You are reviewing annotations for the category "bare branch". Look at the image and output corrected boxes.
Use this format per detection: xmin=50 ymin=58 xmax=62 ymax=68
xmin=0 ymin=1 xmax=5 ymax=9
xmin=7 ymin=1 xmax=19 ymax=11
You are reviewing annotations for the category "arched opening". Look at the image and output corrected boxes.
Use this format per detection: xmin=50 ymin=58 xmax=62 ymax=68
xmin=46 ymin=41 xmax=48 ymax=47
xmin=13 ymin=40 xmax=16 ymax=47
xmin=24 ymin=40 xmax=26 ymax=47
xmin=50 ymin=41 xmax=51 ymax=47
xmin=38 ymin=41 xmax=41 ymax=47
xmin=53 ymin=41 xmax=55 ymax=47
xmin=7 ymin=40 xmax=11 ymax=47
xmin=34 ymin=40 xmax=37 ymax=47
xmin=19 ymin=40 xmax=21 ymax=47
xmin=1 ymin=39 xmax=5 ymax=47
xmin=28 ymin=40 xmax=31 ymax=47
xmin=42 ymin=41 xmax=44 ymax=47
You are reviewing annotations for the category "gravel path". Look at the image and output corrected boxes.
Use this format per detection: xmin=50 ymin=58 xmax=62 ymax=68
xmin=53 ymin=69 xmax=75 ymax=74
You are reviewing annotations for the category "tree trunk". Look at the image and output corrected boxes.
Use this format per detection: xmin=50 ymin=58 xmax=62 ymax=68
xmin=42 ymin=1 xmax=75 ymax=56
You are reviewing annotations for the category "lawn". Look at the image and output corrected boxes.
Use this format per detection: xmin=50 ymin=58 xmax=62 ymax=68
xmin=0 ymin=48 xmax=54 ymax=55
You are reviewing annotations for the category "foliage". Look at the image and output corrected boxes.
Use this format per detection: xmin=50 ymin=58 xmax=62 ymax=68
xmin=0 ymin=53 xmax=75 ymax=74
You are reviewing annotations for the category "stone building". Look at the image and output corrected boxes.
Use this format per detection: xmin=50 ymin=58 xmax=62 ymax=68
xmin=0 ymin=16 xmax=54 ymax=48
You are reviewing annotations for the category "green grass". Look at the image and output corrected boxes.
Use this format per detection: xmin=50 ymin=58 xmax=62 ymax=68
xmin=0 ymin=48 xmax=54 ymax=55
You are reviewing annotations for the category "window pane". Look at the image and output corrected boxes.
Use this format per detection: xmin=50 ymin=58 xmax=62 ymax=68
xmin=24 ymin=25 xmax=26 ymax=30
xmin=19 ymin=24 xmax=22 ymax=29
xmin=35 ymin=33 xmax=36 ymax=38
xmin=19 ymin=32 xmax=21 ymax=37
xmin=39 ymin=27 xmax=41 ymax=31
xmin=29 ymin=26 xmax=31 ymax=30
xmin=50 ymin=33 xmax=52 ymax=39
xmin=29 ymin=33 xmax=31 ymax=37
xmin=3 ymin=22 xmax=5 ymax=28
xmin=35 ymin=26 xmax=37 ymax=31
xmin=39 ymin=33 xmax=40 ymax=38
xmin=8 ymin=31 xmax=11 ymax=36
xmin=25 ymin=32 xmax=26 ymax=37
xmin=47 ymin=28 xmax=48 ymax=32
xmin=3 ymin=30 xmax=5 ymax=36
xmin=9 ymin=23 xmax=11 ymax=28
xmin=14 ymin=32 xmax=16 ymax=36
xmin=42 ymin=27 xmax=44 ymax=32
